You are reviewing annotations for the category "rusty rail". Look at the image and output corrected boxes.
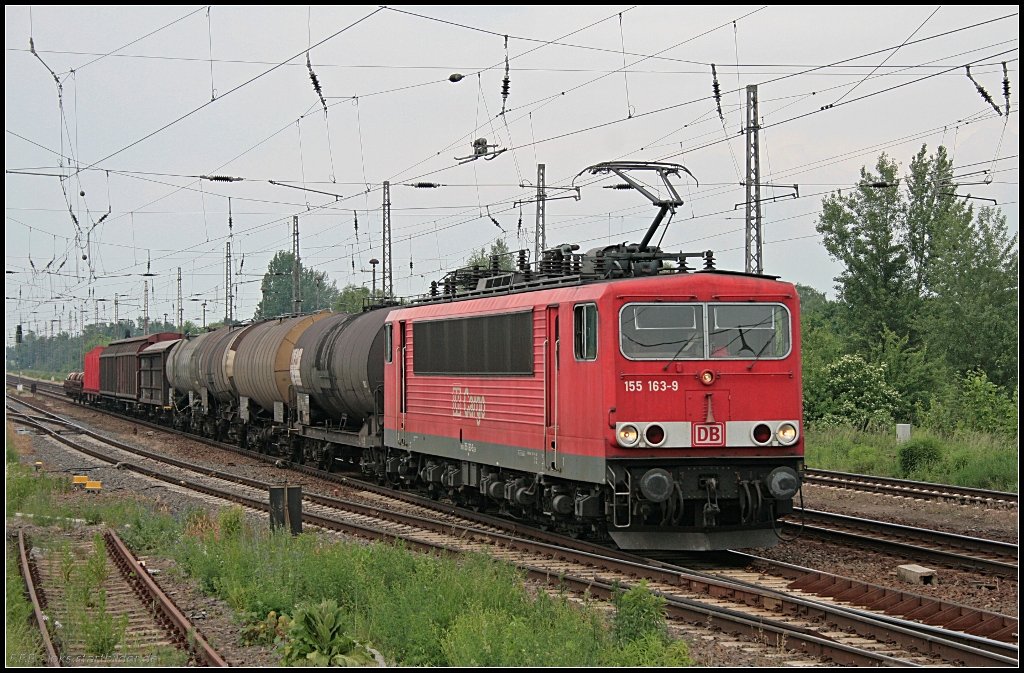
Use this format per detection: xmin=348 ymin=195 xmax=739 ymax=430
xmin=103 ymin=529 xmax=228 ymax=667
xmin=16 ymin=529 xmax=61 ymax=667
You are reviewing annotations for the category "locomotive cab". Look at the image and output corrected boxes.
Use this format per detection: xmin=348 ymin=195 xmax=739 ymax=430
xmin=603 ymin=273 xmax=804 ymax=550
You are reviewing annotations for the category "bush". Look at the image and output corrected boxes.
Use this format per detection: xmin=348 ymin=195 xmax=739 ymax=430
xmin=440 ymin=592 xmax=608 ymax=667
xmin=80 ymin=592 xmax=128 ymax=657
xmin=119 ymin=506 xmax=180 ymax=555
xmin=897 ymin=438 xmax=943 ymax=476
xmin=218 ymin=506 xmax=245 ymax=541
xmin=805 ymin=355 xmax=901 ymax=430
xmin=175 ymin=527 xmax=684 ymax=667
xmin=922 ymin=371 xmax=1018 ymax=437
xmin=612 ymin=582 xmax=667 ymax=645
xmin=806 ymin=426 xmax=1016 ymax=492
xmin=606 ymin=583 xmax=692 ymax=666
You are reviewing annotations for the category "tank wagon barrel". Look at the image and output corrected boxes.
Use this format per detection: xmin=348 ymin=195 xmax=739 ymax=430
xmin=166 ymin=326 xmax=238 ymax=402
xmin=231 ymin=313 xmax=332 ymax=415
xmin=293 ymin=308 xmax=391 ymax=425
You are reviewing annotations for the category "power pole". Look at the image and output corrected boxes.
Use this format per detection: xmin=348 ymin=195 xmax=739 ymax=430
xmin=177 ymin=267 xmax=183 ymax=329
xmin=744 ymin=84 xmax=763 ymax=275
xmin=534 ymin=163 xmax=546 ymax=265
xmin=225 ymin=241 xmax=233 ymax=323
xmin=381 ymin=181 xmax=393 ymax=300
xmin=113 ymin=294 xmax=118 ymax=326
xmin=292 ymin=215 xmax=302 ymax=314
xmin=226 ymin=197 xmax=235 ymax=323
xmin=143 ymin=280 xmax=150 ymax=335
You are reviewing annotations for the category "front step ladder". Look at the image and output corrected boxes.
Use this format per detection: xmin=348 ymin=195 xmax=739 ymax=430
xmin=607 ymin=467 xmax=632 ymax=528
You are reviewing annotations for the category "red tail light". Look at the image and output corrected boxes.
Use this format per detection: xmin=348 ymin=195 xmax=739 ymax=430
xmin=752 ymin=423 xmax=772 ymax=444
xmin=645 ymin=424 xmax=665 ymax=446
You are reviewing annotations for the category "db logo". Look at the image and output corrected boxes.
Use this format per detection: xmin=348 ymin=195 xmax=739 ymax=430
xmin=692 ymin=422 xmax=725 ymax=447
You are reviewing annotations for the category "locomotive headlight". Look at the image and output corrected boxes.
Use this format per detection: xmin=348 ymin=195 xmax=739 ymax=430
xmin=776 ymin=423 xmax=798 ymax=445
xmin=699 ymin=369 xmax=715 ymax=385
xmin=617 ymin=425 xmax=640 ymax=447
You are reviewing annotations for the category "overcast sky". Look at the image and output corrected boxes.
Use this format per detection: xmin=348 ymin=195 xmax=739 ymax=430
xmin=5 ymin=5 xmax=1018 ymax=338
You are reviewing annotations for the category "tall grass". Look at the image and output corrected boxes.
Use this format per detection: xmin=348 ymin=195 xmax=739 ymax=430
xmin=177 ymin=508 xmax=691 ymax=666
xmin=805 ymin=426 xmax=1018 ymax=492
xmin=6 ymin=439 xmax=691 ymax=666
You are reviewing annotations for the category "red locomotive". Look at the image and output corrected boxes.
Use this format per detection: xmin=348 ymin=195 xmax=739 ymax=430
xmin=379 ymin=265 xmax=802 ymax=550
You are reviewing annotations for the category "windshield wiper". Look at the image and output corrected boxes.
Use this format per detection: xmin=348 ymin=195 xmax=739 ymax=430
xmin=736 ymin=327 xmax=754 ymax=355
xmin=662 ymin=334 xmax=697 ymax=371
xmin=746 ymin=337 xmax=774 ymax=371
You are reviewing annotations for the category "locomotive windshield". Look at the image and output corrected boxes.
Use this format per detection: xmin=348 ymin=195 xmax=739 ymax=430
xmin=619 ymin=303 xmax=791 ymax=360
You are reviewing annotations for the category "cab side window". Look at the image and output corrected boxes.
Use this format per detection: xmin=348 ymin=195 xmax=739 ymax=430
xmin=573 ymin=303 xmax=598 ymax=361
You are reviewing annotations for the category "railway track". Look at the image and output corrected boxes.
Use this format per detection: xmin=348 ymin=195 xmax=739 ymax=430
xmin=805 ymin=469 xmax=1018 ymax=508
xmin=12 ymin=379 xmax=1020 ymax=580
xmin=12 ymin=528 xmax=225 ymax=666
xmin=8 ymin=389 xmax=1019 ymax=667
xmin=785 ymin=507 xmax=1019 ymax=578
xmin=652 ymin=550 xmax=1019 ymax=644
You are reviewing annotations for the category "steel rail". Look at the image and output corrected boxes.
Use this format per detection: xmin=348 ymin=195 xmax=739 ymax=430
xmin=787 ymin=508 xmax=1018 ymax=577
xmin=16 ymin=529 xmax=61 ymax=667
xmin=103 ymin=530 xmax=227 ymax=667
xmin=805 ymin=468 xmax=1018 ymax=507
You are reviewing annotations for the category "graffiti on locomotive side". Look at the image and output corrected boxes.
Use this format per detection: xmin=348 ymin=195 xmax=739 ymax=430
xmin=452 ymin=386 xmax=486 ymax=425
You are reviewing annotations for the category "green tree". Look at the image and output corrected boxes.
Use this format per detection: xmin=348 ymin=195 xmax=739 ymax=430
xmin=815 ymin=144 xmax=1018 ymax=404
xmin=797 ymin=284 xmax=847 ymax=420
xmin=465 ymin=239 xmax=515 ymax=271
xmin=333 ymin=284 xmax=370 ymax=314
xmin=919 ymin=206 xmax=1018 ymax=387
xmin=816 ymin=153 xmax=919 ymax=346
xmin=867 ymin=327 xmax=950 ymax=424
xmin=253 ymin=251 xmax=340 ymax=319
xmin=6 ymin=319 xmax=145 ymax=375
xmin=922 ymin=370 xmax=1019 ymax=437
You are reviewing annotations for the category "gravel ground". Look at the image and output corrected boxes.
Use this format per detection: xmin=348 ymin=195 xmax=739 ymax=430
xmin=800 ymin=482 xmax=1019 ymax=543
xmin=7 ymin=415 xmax=280 ymax=667
xmin=747 ymin=483 xmax=1018 ymax=617
xmin=8 ymin=391 xmax=1019 ymax=665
